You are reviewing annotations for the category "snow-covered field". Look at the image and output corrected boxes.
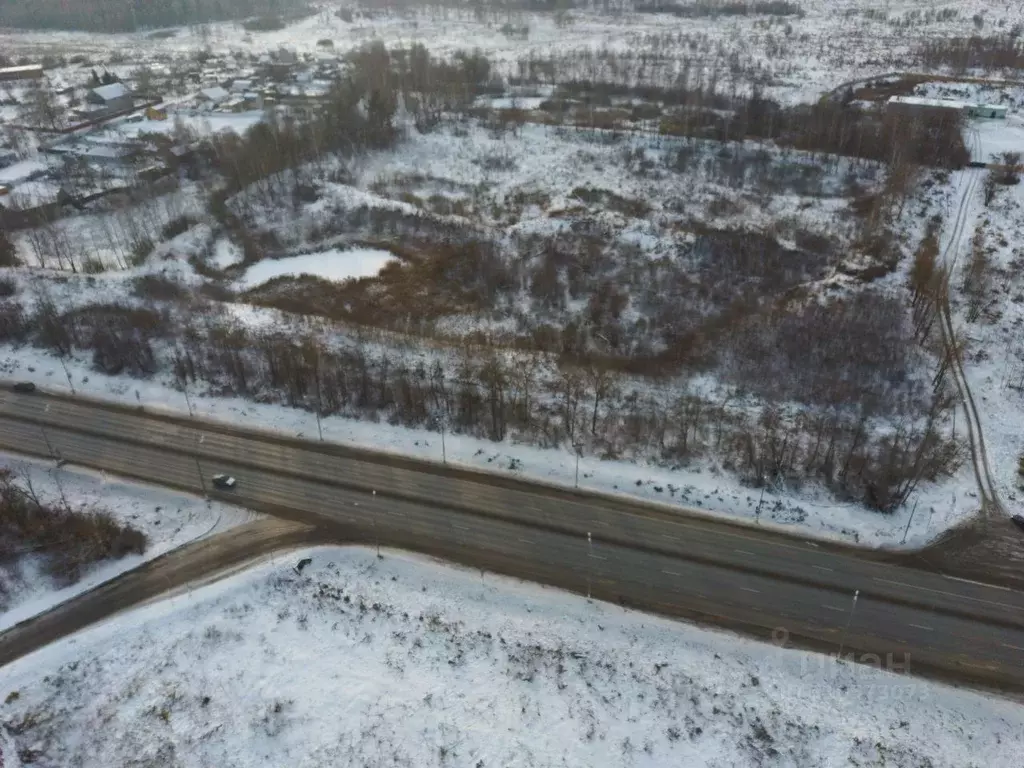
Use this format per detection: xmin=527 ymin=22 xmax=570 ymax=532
xmin=0 ymin=545 xmax=1020 ymax=767
xmin=0 ymin=0 xmax=1015 ymax=104
xmin=0 ymin=452 xmax=257 ymax=632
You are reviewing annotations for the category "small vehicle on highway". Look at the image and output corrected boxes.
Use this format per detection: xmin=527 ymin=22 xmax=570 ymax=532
xmin=211 ymin=474 xmax=237 ymax=490
xmin=12 ymin=382 xmax=36 ymax=394
xmin=1012 ymin=515 xmax=1024 ymax=533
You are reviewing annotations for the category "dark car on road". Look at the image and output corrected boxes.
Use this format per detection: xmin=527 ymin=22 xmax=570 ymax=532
xmin=12 ymin=382 xmax=35 ymax=393
xmin=1012 ymin=515 xmax=1024 ymax=533
xmin=212 ymin=474 xmax=237 ymax=490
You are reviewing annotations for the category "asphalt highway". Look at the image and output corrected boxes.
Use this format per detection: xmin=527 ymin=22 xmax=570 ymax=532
xmin=1 ymin=389 xmax=1023 ymax=689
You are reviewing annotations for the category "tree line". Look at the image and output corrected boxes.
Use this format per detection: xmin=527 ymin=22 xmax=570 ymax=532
xmin=0 ymin=296 xmax=961 ymax=513
xmin=0 ymin=0 xmax=310 ymax=32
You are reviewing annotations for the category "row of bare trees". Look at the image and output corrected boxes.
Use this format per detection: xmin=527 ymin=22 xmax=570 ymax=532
xmin=0 ymin=294 xmax=960 ymax=512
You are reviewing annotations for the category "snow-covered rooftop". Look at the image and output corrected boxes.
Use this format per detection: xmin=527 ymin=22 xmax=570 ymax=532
xmin=887 ymin=95 xmax=967 ymax=110
xmin=91 ymin=82 xmax=129 ymax=102
xmin=199 ymin=86 xmax=230 ymax=103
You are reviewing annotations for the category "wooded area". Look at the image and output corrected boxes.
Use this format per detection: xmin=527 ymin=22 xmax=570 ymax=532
xmin=0 ymin=0 xmax=310 ymax=32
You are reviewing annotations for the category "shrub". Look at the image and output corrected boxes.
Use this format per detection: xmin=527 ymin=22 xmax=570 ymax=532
xmin=161 ymin=215 xmax=197 ymax=240
xmin=0 ymin=230 xmax=19 ymax=267
xmin=0 ymin=302 xmax=27 ymax=342
xmin=133 ymin=274 xmax=187 ymax=301
xmin=80 ymin=257 xmax=107 ymax=274
xmin=0 ymin=277 xmax=16 ymax=297
xmin=131 ymin=237 xmax=156 ymax=266
xmin=0 ymin=469 xmax=147 ymax=586
xmin=243 ymin=15 xmax=285 ymax=32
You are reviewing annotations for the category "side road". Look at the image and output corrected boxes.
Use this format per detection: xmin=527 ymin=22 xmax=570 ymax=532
xmin=0 ymin=517 xmax=319 ymax=667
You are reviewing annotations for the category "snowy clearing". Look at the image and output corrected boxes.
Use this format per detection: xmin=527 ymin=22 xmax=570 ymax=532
xmin=0 ymin=545 xmax=1020 ymax=767
xmin=0 ymin=452 xmax=257 ymax=632
xmin=237 ymin=247 xmax=396 ymax=288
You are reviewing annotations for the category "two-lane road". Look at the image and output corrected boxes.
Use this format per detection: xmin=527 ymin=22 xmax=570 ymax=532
xmin=1 ymin=389 xmax=1022 ymax=690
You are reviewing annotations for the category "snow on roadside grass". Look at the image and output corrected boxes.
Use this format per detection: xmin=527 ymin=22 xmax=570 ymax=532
xmin=0 ymin=452 xmax=257 ymax=632
xmin=0 ymin=545 xmax=1020 ymax=767
xmin=0 ymin=342 xmax=978 ymax=549
xmin=237 ymin=247 xmax=396 ymax=289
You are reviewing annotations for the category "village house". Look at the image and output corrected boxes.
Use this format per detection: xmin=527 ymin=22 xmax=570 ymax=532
xmin=0 ymin=64 xmax=43 ymax=82
xmin=86 ymin=82 xmax=132 ymax=115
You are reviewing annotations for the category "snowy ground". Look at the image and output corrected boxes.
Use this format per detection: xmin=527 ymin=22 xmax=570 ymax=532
xmin=0 ymin=545 xmax=1020 ymax=767
xmin=943 ymin=165 xmax=1024 ymax=518
xmin=108 ymin=110 xmax=266 ymax=140
xmin=0 ymin=452 xmax=257 ymax=632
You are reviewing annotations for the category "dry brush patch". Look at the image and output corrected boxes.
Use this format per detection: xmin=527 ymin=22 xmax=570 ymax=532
xmin=0 ymin=469 xmax=147 ymax=594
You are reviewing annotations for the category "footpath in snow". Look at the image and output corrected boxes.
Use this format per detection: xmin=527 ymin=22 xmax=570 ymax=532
xmin=0 ymin=545 xmax=1019 ymax=767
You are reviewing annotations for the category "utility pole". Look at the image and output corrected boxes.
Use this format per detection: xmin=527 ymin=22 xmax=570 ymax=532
xmin=373 ymin=489 xmax=381 ymax=558
xmin=837 ymin=589 xmax=860 ymax=662
xmin=59 ymin=354 xmax=75 ymax=395
xmin=183 ymin=384 xmax=195 ymax=418
xmin=901 ymin=500 xmax=919 ymax=545
xmin=755 ymin=485 xmax=765 ymax=525
xmin=574 ymin=442 xmax=583 ymax=489
xmin=587 ymin=531 xmax=593 ymax=599
xmin=39 ymin=424 xmax=57 ymax=461
xmin=440 ymin=413 xmax=447 ymax=465
xmin=194 ymin=433 xmax=206 ymax=494
xmin=314 ymin=366 xmax=324 ymax=441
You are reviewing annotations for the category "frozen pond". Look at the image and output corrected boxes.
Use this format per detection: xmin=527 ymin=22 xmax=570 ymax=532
xmin=240 ymin=248 xmax=395 ymax=288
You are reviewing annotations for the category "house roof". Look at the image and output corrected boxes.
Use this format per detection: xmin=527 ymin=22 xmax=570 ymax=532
xmin=887 ymin=95 xmax=966 ymax=110
xmin=199 ymin=86 xmax=230 ymax=102
xmin=0 ymin=64 xmax=43 ymax=75
xmin=91 ymin=82 xmax=130 ymax=102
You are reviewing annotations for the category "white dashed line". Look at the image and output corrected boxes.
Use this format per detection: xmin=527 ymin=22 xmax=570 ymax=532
xmin=872 ymin=577 xmax=1019 ymax=610
xmin=740 ymin=587 xmax=761 ymax=594
xmin=943 ymin=574 xmax=1010 ymax=591
xmin=734 ymin=549 xmax=756 ymax=556
xmin=822 ymin=604 xmax=845 ymax=613
xmin=812 ymin=565 xmax=834 ymax=573
xmin=661 ymin=569 xmax=682 ymax=576
xmin=908 ymin=623 xmax=934 ymax=632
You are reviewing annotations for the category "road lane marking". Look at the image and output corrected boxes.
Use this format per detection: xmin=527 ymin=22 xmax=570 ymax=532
xmin=812 ymin=565 xmax=834 ymax=573
xmin=734 ymin=549 xmax=756 ymax=556
xmin=452 ymin=523 xmax=470 ymax=531
xmin=943 ymin=574 xmax=1010 ymax=591
xmin=739 ymin=587 xmax=760 ymax=594
xmin=661 ymin=569 xmax=682 ymax=576
xmin=872 ymin=577 xmax=1021 ymax=611
xmin=517 ymin=537 xmax=535 ymax=544
xmin=822 ymin=604 xmax=845 ymax=612
xmin=590 ymin=554 xmax=607 ymax=560
xmin=907 ymin=623 xmax=934 ymax=632
xmin=1001 ymin=643 xmax=1024 ymax=651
